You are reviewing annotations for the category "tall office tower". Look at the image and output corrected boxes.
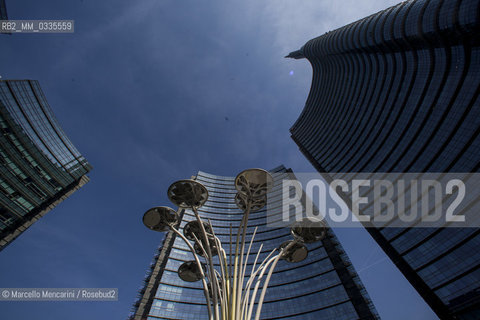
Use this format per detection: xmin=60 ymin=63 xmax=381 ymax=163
xmin=288 ymin=0 xmax=480 ymax=319
xmin=131 ymin=166 xmax=379 ymax=320
xmin=0 ymin=80 xmax=91 ymax=251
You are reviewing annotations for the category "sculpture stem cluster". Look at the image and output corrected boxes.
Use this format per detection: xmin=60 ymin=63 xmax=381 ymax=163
xmin=142 ymin=168 xmax=326 ymax=320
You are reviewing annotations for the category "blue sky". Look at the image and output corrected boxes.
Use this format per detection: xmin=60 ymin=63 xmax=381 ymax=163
xmin=0 ymin=0 xmax=438 ymax=319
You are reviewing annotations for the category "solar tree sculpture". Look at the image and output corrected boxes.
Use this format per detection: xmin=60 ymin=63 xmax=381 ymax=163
xmin=142 ymin=168 xmax=326 ymax=320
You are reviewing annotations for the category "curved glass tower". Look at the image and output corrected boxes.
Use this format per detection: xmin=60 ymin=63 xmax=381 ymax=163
xmin=132 ymin=166 xmax=379 ymax=319
xmin=0 ymin=80 xmax=91 ymax=250
xmin=288 ymin=0 xmax=480 ymax=318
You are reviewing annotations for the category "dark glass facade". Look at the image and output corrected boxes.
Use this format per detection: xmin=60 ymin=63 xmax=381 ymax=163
xmin=132 ymin=166 xmax=379 ymax=319
xmin=0 ymin=80 xmax=91 ymax=251
xmin=289 ymin=0 xmax=480 ymax=319
xmin=0 ymin=0 xmax=7 ymax=21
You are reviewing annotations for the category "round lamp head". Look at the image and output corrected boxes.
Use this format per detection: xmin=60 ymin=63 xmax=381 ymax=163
xmin=168 ymin=179 xmax=208 ymax=208
xmin=279 ymin=240 xmax=308 ymax=263
xmin=291 ymin=217 xmax=327 ymax=243
xmin=143 ymin=206 xmax=178 ymax=232
xmin=178 ymin=261 xmax=204 ymax=282
xmin=207 ymin=280 xmax=223 ymax=300
xmin=235 ymin=169 xmax=273 ymax=199
xmin=235 ymin=193 xmax=267 ymax=212
xmin=183 ymin=220 xmax=213 ymax=241
xmin=194 ymin=235 xmax=218 ymax=257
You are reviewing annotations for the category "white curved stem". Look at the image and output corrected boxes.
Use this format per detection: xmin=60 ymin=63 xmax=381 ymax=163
xmin=208 ymin=220 xmax=230 ymax=320
xmin=191 ymin=207 xmax=220 ymax=320
xmin=246 ymin=254 xmax=279 ymax=320
xmin=169 ymin=227 xmax=213 ymax=320
xmin=254 ymin=240 xmax=297 ymax=320
xmin=236 ymin=201 xmax=252 ymax=320
xmin=239 ymin=227 xmax=258 ymax=318
xmin=241 ymin=226 xmax=258 ymax=296
xmin=241 ymin=244 xmax=279 ymax=318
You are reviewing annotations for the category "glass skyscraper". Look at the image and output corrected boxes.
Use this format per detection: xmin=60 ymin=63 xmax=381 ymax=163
xmin=288 ymin=0 xmax=480 ymax=318
xmin=131 ymin=166 xmax=379 ymax=319
xmin=0 ymin=79 xmax=91 ymax=251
